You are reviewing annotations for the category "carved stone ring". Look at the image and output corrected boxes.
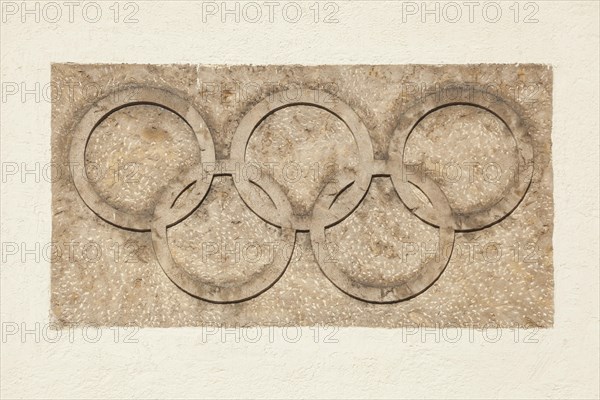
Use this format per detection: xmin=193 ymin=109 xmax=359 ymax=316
xmin=70 ymin=86 xmax=533 ymax=303
xmin=70 ymin=87 xmax=216 ymax=232
xmin=388 ymin=91 xmax=534 ymax=232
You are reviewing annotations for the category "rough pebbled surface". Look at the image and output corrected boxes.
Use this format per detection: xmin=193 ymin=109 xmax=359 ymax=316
xmin=51 ymin=64 xmax=554 ymax=328
xmin=86 ymin=104 xmax=201 ymax=216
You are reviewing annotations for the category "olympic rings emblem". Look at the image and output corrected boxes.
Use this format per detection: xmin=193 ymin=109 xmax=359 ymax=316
xmin=70 ymin=86 xmax=534 ymax=304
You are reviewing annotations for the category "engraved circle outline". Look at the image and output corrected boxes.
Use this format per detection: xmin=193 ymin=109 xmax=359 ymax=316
xmin=229 ymin=89 xmax=374 ymax=232
xmin=310 ymin=170 xmax=456 ymax=303
xmin=150 ymin=166 xmax=296 ymax=303
xmin=388 ymin=90 xmax=534 ymax=232
xmin=69 ymin=87 xmax=216 ymax=232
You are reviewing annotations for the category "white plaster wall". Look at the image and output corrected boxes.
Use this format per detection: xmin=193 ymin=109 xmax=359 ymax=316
xmin=0 ymin=1 xmax=598 ymax=398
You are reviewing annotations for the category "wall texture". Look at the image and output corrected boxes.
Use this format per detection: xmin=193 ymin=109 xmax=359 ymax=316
xmin=1 ymin=1 xmax=598 ymax=399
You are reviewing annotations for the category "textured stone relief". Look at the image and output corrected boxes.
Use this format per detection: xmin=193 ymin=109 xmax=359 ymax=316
xmin=51 ymin=64 xmax=553 ymax=327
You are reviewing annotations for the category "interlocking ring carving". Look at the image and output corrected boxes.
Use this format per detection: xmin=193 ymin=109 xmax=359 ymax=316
xmin=70 ymin=86 xmax=534 ymax=304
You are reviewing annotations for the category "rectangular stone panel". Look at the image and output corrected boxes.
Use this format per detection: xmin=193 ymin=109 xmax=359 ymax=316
xmin=51 ymin=64 xmax=553 ymax=328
